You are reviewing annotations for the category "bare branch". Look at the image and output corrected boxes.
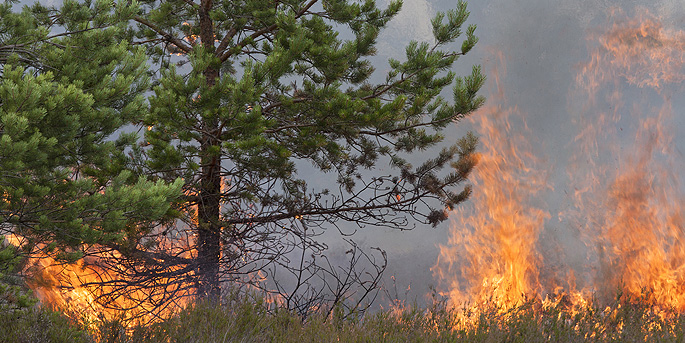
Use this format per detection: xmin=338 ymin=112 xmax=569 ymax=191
xmin=134 ymin=16 xmax=193 ymax=54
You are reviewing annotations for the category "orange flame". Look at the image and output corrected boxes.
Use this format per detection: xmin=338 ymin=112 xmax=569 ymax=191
xmin=433 ymin=51 xmax=552 ymax=311
xmin=15 ymin=240 xmax=194 ymax=327
xmin=434 ymin=7 xmax=685 ymax=317
xmin=570 ymin=7 xmax=685 ymax=309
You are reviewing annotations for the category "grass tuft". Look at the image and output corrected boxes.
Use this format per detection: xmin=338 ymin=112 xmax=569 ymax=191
xmin=5 ymin=288 xmax=685 ymax=342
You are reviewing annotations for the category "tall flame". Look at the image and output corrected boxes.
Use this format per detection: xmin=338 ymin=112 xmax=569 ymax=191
xmin=434 ymin=8 xmax=685 ymax=313
xmin=433 ymin=51 xmax=551 ymax=309
xmin=570 ymin=7 xmax=685 ymax=308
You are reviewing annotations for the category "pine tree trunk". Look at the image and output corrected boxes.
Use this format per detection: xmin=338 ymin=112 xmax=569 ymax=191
xmin=197 ymin=142 xmax=221 ymax=299
xmin=196 ymin=0 xmax=222 ymax=300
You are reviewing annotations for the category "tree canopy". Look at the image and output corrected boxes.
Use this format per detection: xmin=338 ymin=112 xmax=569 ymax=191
xmin=1 ymin=0 xmax=485 ymax=318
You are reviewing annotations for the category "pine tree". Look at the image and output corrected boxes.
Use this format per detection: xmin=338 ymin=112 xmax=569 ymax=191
xmin=0 ymin=0 xmax=181 ymax=264
xmin=125 ymin=0 xmax=485 ymax=312
xmin=4 ymin=0 xmax=485 ymax=317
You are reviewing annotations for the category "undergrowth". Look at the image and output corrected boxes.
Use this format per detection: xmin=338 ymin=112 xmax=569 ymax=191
xmin=3 ymin=285 xmax=685 ymax=342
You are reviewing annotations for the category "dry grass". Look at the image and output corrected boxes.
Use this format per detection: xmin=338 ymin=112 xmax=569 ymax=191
xmin=98 ymin=291 xmax=685 ymax=343
xmin=5 ymin=290 xmax=685 ymax=342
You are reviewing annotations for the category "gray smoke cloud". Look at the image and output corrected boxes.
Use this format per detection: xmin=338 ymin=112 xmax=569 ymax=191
xmin=370 ymin=0 xmax=685 ymax=307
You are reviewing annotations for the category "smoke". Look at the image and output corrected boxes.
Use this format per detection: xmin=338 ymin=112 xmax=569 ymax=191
xmin=369 ymin=0 xmax=685 ymax=308
xmin=423 ymin=0 xmax=685 ymax=308
xmin=379 ymin=0 xmax=434 ymax=46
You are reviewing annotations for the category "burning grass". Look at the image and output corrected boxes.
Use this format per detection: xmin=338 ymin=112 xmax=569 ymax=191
xmin=5 ymin=288 xmax=685 ymax=342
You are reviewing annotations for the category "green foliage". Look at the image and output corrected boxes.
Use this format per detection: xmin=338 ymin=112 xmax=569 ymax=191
xmin=0 ymin=307 xmax=94 ymax=343
xmin=0 ymin=237 xmax=35 ymax=311
xmin=0 ymin=0 xmax=182 ymax=260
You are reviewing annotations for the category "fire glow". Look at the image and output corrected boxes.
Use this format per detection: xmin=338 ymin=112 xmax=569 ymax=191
xmin=8 ymin=233 xmax=193 ymax=326
xmin=434 ymin=7 xmax=685 ymax=317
